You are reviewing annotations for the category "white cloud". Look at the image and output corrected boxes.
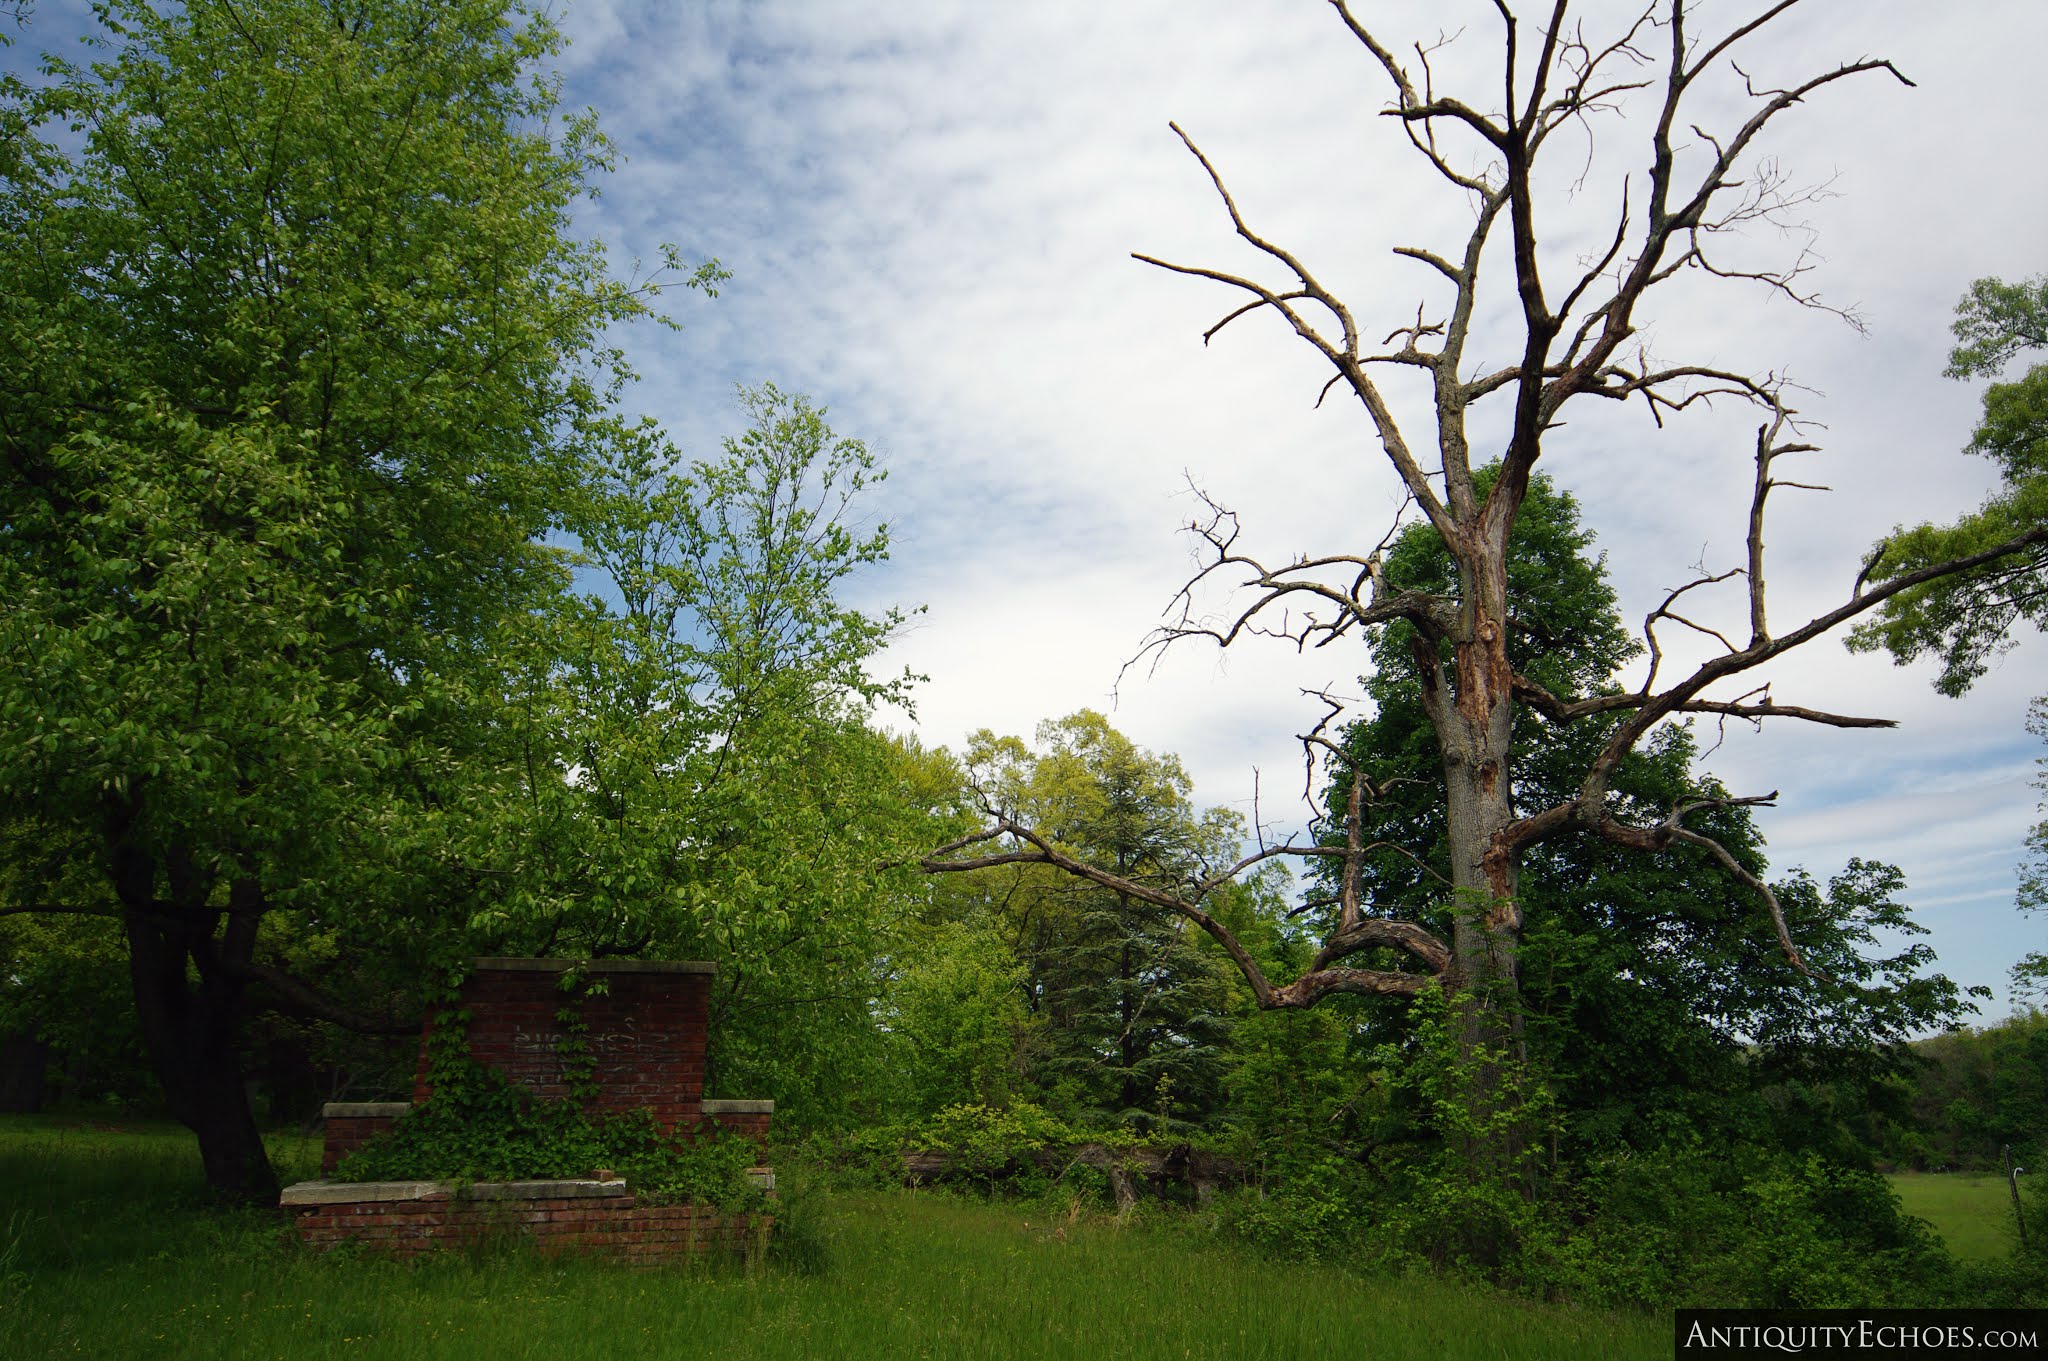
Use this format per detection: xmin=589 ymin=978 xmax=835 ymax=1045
xmin=12 ymin=1 xmax=2029 ymax=1010
xmin=539 ymin=0 xmax=2048 ymax=1016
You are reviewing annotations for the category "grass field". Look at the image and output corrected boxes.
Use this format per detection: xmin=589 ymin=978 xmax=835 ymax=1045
xmin=0 ymin=1116 xmax=1668 ymax=1361
xmin=1889 ymin=1172 xmax=2027 ymax=1264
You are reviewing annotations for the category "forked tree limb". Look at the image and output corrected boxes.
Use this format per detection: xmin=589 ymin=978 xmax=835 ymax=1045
xmin=0 ymin=895 xmax=423 ymax=1035
xmin=938 ymin=2 xmax=1963 ymax=998
xmin=921 ymin=816 xmax=1448 ymax=1008
xmin=223 ymin=958 xmax=423 ymax=1036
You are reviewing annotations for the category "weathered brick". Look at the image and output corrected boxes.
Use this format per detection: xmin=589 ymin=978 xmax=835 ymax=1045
xmin=298 ymin=957 xmax=779 ymax=1263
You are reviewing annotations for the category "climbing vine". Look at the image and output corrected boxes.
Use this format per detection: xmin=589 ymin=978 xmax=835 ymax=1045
xmin=333 ymin=1066 xmax=768 ymax=1211
xmin=337 ymin=963 xmax=763 ymax=1210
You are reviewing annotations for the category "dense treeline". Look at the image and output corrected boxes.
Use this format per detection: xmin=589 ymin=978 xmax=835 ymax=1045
xmin=1867 ymin=1013 xmax=2048 ymax=1173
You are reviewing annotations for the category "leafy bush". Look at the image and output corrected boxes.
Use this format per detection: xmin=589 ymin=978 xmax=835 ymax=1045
xmin=1211 ymin=987 xmax=1962 ymax=1308
xmin=1534 ymin=1144 xmax=1954 ymax=1308
xmin=332 ymin=1060 xmax=766 ymax=1212
xmin=1207 ymin=1129 xmax=1961 ymax=1310
xmin=809 ymin=1101 xmax=1222 ymax=1203
xmin=1210 ymin=1156 xmax=1362 ymax=1262
xmin=911 ymin=1103 xmax=1068 ymax=1169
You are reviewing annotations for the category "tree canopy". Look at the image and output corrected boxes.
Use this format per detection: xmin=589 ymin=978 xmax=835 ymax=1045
xmin=1851 ymin=275 xmax=2048 ymax=695
xmin=486 ymin=384 xmax=934 ymax=1120
xmin=1850 ymin=273 xmax=2048 ymax=998
xmin=0 ymin=0 xmax=953 ymax=1190
xmin=955 ymin=713 xmax=1244 ymax=1130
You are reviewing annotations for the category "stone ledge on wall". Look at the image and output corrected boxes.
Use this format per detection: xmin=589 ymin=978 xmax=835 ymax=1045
xmin=319 ymin=1102 xmax=407 ymax=1174
xmin=282 ymin=1178 xmax=632 ymax=1206
xmin=280 ymin=1177 xmax=773 ymax=1263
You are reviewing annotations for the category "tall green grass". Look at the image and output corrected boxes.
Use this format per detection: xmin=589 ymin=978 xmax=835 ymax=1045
xmin=1 ymin=1115 xmax=1665 ymax=1360
xmin=1889 ymin=1173 xmax=2026 ymax=1264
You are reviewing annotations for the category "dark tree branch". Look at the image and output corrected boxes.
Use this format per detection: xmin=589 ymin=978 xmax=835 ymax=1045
xmin=227 ymin=958 xmax=422 ymax=1036
xmin=1119 ymin=483 xmax=1456 ymax=687
xmin=921 ymin=811 xmax=1448 ymax=1009
xmin=953 ymin=1 xmax=1953 ymax=1013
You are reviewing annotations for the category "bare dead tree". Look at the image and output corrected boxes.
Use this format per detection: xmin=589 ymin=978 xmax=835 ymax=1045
xmin=923 ymin=0 xmax=2048 ymax=1151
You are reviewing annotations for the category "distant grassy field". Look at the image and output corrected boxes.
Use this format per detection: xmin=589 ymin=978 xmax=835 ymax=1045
xmin=0 ymin=1115 xmax=1666 ymax=1361
xmin=1889 ymin=1172 xmax=2023 ymax=1263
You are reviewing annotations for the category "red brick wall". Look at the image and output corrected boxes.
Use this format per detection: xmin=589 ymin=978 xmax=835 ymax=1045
xmin=287 ymin=1186 xmax=770 ymax=1264
xmin=413 ymin=959 xmax=715 ymax=1131
xmin=699 ymin=1103 xmax=773 ymax=1151
xmin=319 ymin=1104 xmax=408 ymax=1174
xmin=299 ymin=959 xmax=779 ymax=1262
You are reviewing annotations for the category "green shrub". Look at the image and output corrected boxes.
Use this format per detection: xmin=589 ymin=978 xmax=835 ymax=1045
xmin=1524 ymin=1144 xmax=1950 ymax=1308
xmin=332 ymin=1060 xmax=767 ymax=1212
xmin=1203 ymin=1122 xmax=1962 ymax=1310
xmin=1211 ymin=1157 xmax=1362 ymax=1263
xmin=807 ymin=1101 xmax=1222 ymax=1204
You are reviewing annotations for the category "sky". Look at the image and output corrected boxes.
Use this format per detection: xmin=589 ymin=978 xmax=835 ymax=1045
xmin=12 ymin=1 xmax=2046 ymax=1015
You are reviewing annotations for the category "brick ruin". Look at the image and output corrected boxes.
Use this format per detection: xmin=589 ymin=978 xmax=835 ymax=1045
xmin=281 ymin=958 xmax=773 ymax=1262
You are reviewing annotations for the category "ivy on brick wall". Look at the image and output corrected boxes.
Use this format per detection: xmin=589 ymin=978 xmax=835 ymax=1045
xmin=336 ymin=989 xmax=764 ymax=1211
xmin=551 ymin=966 xmax=604 ymax=1104
xmin=333 ymin=1062 xmax=765 ymax=1211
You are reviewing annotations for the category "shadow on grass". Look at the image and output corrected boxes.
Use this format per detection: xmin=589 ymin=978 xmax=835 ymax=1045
xmin=0 ymin=1115 xmax=320 ymax=1273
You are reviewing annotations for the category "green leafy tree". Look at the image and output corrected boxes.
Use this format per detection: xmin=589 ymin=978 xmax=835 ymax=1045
xmin=469 ymin=386 xmax=938 ymax=1130
xmin=1852 ymin=276 xmax=2048 ymax=695
xmin=0 ymin=0 xmax=705 ymax=1199
xmin=1331 ymin=472 xmax=1974 ymax=1166
xmin=0 ymin=912 xmax=147 ymax=1111
xmin=883 ymin=917 xmax=1034 ymax=1118
xmin=1194 ymin=475 xmax=1974 ymax=1286
xmin=1889 ymin=1012 xmax=2048 ymax=1170
xmin=1204 ymin=477 xmax=1972 ymax=1264
xmin=955 ymin=713 xmax=1244 ymax=1131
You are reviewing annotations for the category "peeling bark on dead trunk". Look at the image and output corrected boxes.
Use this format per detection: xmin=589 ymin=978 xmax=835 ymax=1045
xmin=1436 ymin=584 xmax=1530 ymax=1184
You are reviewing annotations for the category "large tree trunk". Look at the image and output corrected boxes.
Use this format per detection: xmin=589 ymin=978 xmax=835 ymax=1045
xmin=1435 ymin=555 xmax=1529 ymax=1183
xmin=110 ymin=823 xmax=279 ymax=1206
xmin=122 ymin=910 xmax=279 ymax=1204
xmin=0 ymin=1030 xmax=52 ymax=1114
xmin=1442 ymin=745 xmax=1526 ymax=1182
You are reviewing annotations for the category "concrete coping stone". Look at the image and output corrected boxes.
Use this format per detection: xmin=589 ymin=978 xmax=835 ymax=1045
xmin=280 ymin=1178 xmax=629 ymax=1207
xmin=460 ymin=1178 xmax=631 ymax=1200
xmin=281 ymin=1180 xmax=449 ymax=1206
xmin=321 ymin=1102 xmax=413 ymax=1120
xmin=467 ymin=957 xmax=717 ymax=975
xmin=700 ymin=1099 xmax=775 ymax=1115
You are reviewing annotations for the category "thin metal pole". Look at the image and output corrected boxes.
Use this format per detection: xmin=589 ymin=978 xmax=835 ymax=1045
xmin=2006 ymin=1144 xmax=2028 ymax=1250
